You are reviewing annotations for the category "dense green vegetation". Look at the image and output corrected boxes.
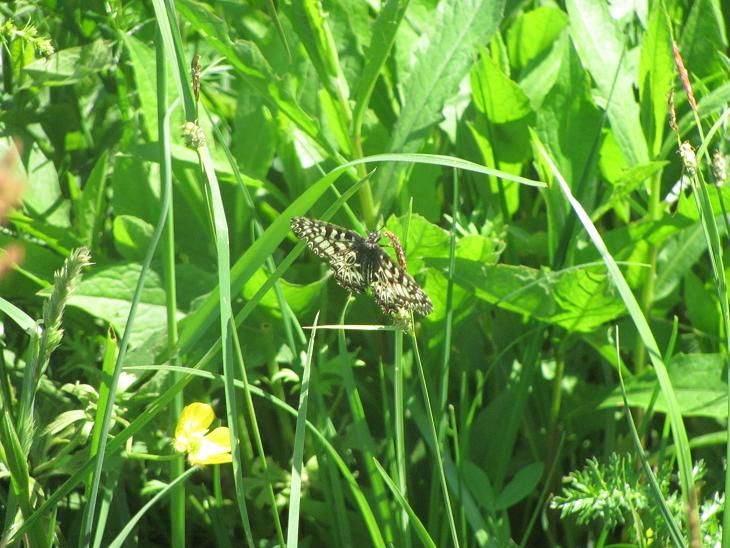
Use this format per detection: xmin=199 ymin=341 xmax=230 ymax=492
xmin=0 ymin=0 xmax=728 ymax=546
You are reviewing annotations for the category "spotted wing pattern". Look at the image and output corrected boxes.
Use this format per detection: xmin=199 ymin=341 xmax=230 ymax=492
xmin=370 ymin=249 xmax=433 ymax=316
xmin=291 ymin=217 xmax=368 ymax=292
xmin=291 ymin=216 xmax=433 ymax=316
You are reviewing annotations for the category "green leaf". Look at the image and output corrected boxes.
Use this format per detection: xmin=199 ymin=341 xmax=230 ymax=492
xmin=506 ymin=5 xmax=568 ymax=72
xmin=678 ymin=0 xmax=728 ymax=80
xmin=495 ymin=462 xmax=544 ymax=510
xmin=437 ymin=260 xmax=626 ymax=333
xmin=22 ymin=144 xmax=70 ymax=228
xmin=471 ymin=48 xmax=532 ymax=123
xmin=684 ymin=271 xmax=720 ymax=338
xmin=111 ymin=153 xmax=160 ymax=225
xmin=601 ymin=353 xmax=727 ymax=418
xmin=655 ymin=223 xmax=710 ymax=300
xmin=113 ymin=215 xmax=154 ymax=261
xmin=22 ymin=40 xmax=113 ymax=86
xmin=244 ymin=268 xmax=326 ymax=315
xmin=638 ymin=5 xmax=673 ymax=155
xmin=121 ymin=35 xmax=163 ymax=140
xmin=73 ymin=150 xmax=108 ymax=249
xmin=232 ymin=94 xmax=277 ymax=180
xmin=352 ymin=0 xmax=409 ymax=135
xmin=566 ymin=0 xmax=649 ymax=165
xmin=0 ymin=297 xmax=36 ymax=334
xmin=535 ymin=26 xmax=601 ymax=185
xmin=65 ymin=264 xmax=182 ymax=347
xmin=375 ymin=0 xmax=506 ymax=212
xmin=462 ymin=460 xmax=495 ymax=511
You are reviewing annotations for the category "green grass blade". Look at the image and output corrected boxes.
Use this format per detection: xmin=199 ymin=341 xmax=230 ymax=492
xmin=0 ymin=296 xmax=36 ymax=333
xmin=393 ymin=328 xmax=410 ymax=546
xmin=410 ymin=332 xmax=460 ymax=548
xmin=535 ymin=136 xmax=694 ymax=510
xmin=286 ymin=312 xmax=319 ymax=546
xmin=197 ymin=135 xmax=254 ymax=546
xmin=372 ymin=459 xmax=437 ymax=548
xmin=614 ymin=329 xmax=685 ymax=547
xmin=108 ymin=466 xmax=197 ymax=548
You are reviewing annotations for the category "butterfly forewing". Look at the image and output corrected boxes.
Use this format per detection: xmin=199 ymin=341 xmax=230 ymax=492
xmin=291 ymin=217 xmax=363 ymax=258
xmin=291 ymin=217 xmax=369 ymax=292
xmin=291 ymin=216 xmax=432 ymax=316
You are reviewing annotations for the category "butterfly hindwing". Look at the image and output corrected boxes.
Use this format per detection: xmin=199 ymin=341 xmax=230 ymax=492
xmin=370 ymin=248 xmax=433 ymax=316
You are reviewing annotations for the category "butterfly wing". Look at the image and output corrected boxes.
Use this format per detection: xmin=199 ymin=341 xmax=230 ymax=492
xmin=291 ymin=217 xmax=369 ymax=292
xmin=370 ymin=249 xmax=433 ymax=316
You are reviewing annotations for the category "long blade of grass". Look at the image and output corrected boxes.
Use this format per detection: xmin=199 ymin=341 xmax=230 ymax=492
xmin=197 ymin=134 xmax=254 ymax=546
xmin=79 ymin=0 xmax=186 ymax=541
xmin=393 ymin=328 xmax=410 ymax=546
xmin=108 ymin=466 xmax=197 ymax=548
xmin=0 ymin=296 xmax=36 ymax=333
xmin=614 ymin=327 xmax=684 ymax=547
xmin=372 ymin=459 xmax=437 ymax=548
xmin=410 ymin=332 xmax=459 ymax=547
xmin=534 ymin=135 xmax=694 ymax=510
xmin=286 ymin=312 xmax=319 ymax=546
xmin=155 ymin=33 xmax=186 ymax=547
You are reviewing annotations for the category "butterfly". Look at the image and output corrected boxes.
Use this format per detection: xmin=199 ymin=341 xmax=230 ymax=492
xmin=291 ymin=217 xmax=433 ymax=316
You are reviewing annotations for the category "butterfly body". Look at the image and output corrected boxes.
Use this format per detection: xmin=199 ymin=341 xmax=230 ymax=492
xmin=291 ymin=217 xmax=433 ymax=316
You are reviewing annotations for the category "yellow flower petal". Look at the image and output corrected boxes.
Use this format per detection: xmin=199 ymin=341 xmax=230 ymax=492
xmin=188 ymin=426 xmax=233 ymax=465
xmin=204 ymin=427 xmax=232 ymax=450
xmin=174 ymin=402 xmax=215 ymax=453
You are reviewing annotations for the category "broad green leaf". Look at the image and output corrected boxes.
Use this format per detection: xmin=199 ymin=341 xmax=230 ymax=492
xmin=436 ymin=260 xmax=626 ymax=332
xmin=375 ymin=0 xmax=505 ymax=212
xmin=243 ymin=268 xmax=326 ymax=315
xmin=679 ymin=0 xmax=727 ymax=80
xmin=111 ymin=153 xmax=160 ymax=225
xmin=352 ymin=0 xmax=409 ymax=135
xmin=638 ymin=5 xmax=673 ymax=155
xmin=494 ymin=462 xmax=544 ymax=510
xmin=65 ymin=264 xmax=184 ymax=347
xmin=74 ymin=150 xmax=108 ymax=250
xmin=471 ymin=49 xmax=532 ymax=123
xmin=22 ymin=40 xmax=113 ymax=86
xmin=535 ymin=33 xmax=601 ymax=184
xmin=113 ymin=215 xmax=154 ymax=261
xmin=566 ymin=0 xmax=649 ymax=166
xmin=506 ymin=5 xmax=567 ymax=72
xmin=283 ymin=1 xmax=351 ymax=108
xmin=655 ymin=223 xmax=710 ymax=300
xmin=684 ymin=271 xmax=720 ymax=338
xmin=593 ymin=160 xmax=668 ymax=219
xmin=232 ymin=94 xmax=277 ymax=180
xmin=120 ymin=35 xmax=161 ymax=140
xmin=601 ymin=353 xmax=727 ymax=418
xmin=462 ymin=460 xmax=495 ymax=511
xmin=0 ymin=233 xmax=60 ymax=297
xmin=23 ymin=143 xmax=70 ymax=228
xmin=534 ymin=36 xmax=601 ymax=263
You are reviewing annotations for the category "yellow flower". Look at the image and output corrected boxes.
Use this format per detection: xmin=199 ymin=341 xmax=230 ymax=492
xmin=174 ymin=402 xmax=232 ymax=465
